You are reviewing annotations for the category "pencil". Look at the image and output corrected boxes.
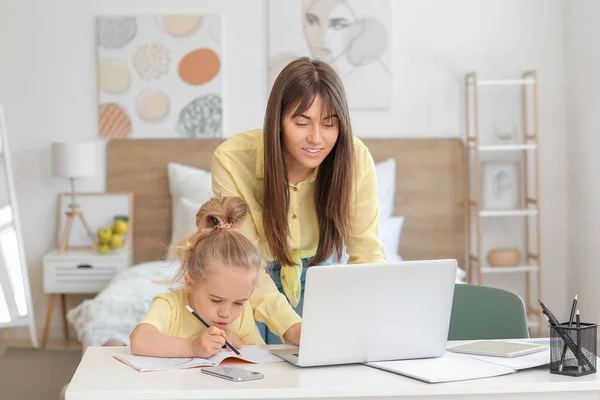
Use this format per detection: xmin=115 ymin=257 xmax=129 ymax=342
xmin=576 ymin=309 xmax=582 ymax=374
xmin=559 ymin=294 xmax=578 ymax=372
xmin=185 ymin=304 xmax=240 ymax=355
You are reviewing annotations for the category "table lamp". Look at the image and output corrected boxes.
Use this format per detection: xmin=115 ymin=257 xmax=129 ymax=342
xmin=51 ymin=141 xmax=98 ymax=254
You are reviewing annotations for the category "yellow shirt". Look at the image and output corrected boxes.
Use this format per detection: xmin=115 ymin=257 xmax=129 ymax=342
xmin=211 ymin=129 xmax=385 ymax=309
xmin=135 ymin=288 xmax=265 ymax=345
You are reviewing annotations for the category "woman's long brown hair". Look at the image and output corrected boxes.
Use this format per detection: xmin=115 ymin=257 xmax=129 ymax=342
xmin=263 ymin=57 xmax=355 ymax=267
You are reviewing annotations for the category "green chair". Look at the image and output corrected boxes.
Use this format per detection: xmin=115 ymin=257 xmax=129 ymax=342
xmin=448 ymin=284 xmax=530 ymax=340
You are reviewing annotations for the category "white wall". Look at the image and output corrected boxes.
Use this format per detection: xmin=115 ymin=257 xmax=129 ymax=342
xmin=565 ymin=1 xmax=600 ymax=325
xmin=0 ymin=0 xmax=568 ymax=341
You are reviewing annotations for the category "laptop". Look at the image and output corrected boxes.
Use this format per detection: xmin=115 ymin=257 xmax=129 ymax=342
xmin=271 ymin=259 xmax=457 ymax=367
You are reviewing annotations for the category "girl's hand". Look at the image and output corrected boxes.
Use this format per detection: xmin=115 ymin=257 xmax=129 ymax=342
xmin=192 ymin=327 xmax=227 ymax=358
xmin=223 ymin=330 xmax=244 ymax=351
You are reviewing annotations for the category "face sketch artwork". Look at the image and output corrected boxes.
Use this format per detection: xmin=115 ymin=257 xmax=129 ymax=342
xmin=301 ymin=0 xmax=390 ymax=78
xmin=301 ymin=0 xmax=359 ymax=63
xmin=268 ymin=0 xmax=392 ymax=109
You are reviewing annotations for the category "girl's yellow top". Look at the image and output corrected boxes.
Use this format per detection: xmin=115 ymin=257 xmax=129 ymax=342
xmin=211 ymin=129 xmax=385 ymax=335
xmin=133 ymin=288 xmax=265 ymax=345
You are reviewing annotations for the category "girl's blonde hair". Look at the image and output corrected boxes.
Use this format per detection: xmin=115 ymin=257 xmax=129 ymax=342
xmin=172 ymin=196 xmax=261 ymax=283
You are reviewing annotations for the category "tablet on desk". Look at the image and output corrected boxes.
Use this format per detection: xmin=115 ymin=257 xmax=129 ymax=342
xmin=448 ymin=341 xmax=547 ymax=358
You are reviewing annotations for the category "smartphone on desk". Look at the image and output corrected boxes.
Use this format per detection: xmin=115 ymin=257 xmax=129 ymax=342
xmin=201 ymin=366 xmax=264 ymax=382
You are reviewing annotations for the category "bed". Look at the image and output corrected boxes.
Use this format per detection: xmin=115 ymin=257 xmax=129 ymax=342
xmin=67 ymin=137 xmax=466 ymax=350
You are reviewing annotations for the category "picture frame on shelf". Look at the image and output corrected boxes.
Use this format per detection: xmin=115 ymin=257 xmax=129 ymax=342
xmin=57 ymin=192 xmax=134 ymax=254
xmin=482 ymin=161 xmax=522 ymax=210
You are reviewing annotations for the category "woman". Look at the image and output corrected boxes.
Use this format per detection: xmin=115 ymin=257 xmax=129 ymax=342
xmin=211 ymin=57 xmax=385 ymax=344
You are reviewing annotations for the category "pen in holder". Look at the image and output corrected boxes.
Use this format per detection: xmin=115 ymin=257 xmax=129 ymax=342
xmin=550 ymin=322 xmax=597 ymax=377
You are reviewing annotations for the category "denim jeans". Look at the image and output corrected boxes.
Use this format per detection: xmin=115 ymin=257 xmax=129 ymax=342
xmin=257 ymin=256 xmax=333 ymax=344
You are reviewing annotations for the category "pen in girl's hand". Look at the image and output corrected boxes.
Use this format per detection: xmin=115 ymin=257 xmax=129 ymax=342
xmin=185 ymin=305 xmax=240 ymax=355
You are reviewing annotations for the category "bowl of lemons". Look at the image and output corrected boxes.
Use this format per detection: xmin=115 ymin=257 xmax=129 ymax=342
xmin=96 ymin=216 xmax=129 ymax=254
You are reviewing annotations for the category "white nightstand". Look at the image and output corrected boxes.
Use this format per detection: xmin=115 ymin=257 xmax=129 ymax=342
xmin=42 ymin=248 xmax=132 ymax=349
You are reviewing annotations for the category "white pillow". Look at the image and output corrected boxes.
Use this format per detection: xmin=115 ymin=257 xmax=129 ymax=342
xmin=171 ymin=197 xmax=203 ymax=244
xmin=379 ymin=216 xmax=404 ymax=262
xmin=334 ymin=216 xmax=404 ymax=264
xmin=168 ymin=163 xmax=212 ymax=244
xmin=456 ymin=266 xmax=467 ymax=283
xmin=375 ymin=158 xmax=396 ymax=219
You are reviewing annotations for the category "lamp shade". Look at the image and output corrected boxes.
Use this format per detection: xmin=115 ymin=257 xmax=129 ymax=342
xmin=51 ymin=141 xmax=98 ymax=178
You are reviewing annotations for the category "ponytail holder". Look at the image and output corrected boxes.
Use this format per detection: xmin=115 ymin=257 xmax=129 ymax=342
xmin=216 ymin=222 xmax=232 ymax=230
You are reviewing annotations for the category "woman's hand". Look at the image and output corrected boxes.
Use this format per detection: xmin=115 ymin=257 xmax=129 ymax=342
xmin=192 ymin=326 xmax=227 ymax=358
xmin=283 ymin=322 xmax=302 ymax=345
xmin=224 ymin=329 xmax=244 ymax=351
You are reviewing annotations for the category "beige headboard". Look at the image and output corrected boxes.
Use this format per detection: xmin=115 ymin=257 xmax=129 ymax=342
xmin=107 ymin=138 xmax=465 ymax=267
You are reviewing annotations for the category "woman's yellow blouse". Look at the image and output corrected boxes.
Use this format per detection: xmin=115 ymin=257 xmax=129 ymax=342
xmin=211 ymin=129 xmax=385 ymax=335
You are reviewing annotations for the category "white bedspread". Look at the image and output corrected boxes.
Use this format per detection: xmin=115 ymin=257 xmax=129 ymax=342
xmin=66 ymin=260 xmax=182 ymax=351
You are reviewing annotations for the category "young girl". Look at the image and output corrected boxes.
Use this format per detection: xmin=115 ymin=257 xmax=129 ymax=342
xmin=129 ymin=196 xmax=265 ymax=358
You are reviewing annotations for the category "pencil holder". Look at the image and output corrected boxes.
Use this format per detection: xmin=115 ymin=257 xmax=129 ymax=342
xmin=550 ymin=322 xmax=597 ymax=377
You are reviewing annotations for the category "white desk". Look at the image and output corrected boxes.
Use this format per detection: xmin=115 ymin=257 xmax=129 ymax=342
xmin=66 ymin=345 xmax=600 ymax=400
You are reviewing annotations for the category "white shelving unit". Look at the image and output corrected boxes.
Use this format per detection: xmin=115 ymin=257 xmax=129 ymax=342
xmin=468 ymin=143 xmax=538 ymax=151
xmin=476 ymin=79 xmax=535 ymax=86
xmin=479 ymin=209 xmax=538 ymax=217
xmin=480 ymin=265 xmax=539 ymax=275
xmin=465 ymin=70 xmax=543 ymax=337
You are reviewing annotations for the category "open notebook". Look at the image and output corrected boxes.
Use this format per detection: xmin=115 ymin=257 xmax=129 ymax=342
xmin=366 ymin=346 xmax=550 ymax=383
xmin=114 ymin=346 xmax=283 ymax=372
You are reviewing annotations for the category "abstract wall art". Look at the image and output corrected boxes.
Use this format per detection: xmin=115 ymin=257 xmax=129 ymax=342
xmin=96 ymin=15 xmax=223 ymax=139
